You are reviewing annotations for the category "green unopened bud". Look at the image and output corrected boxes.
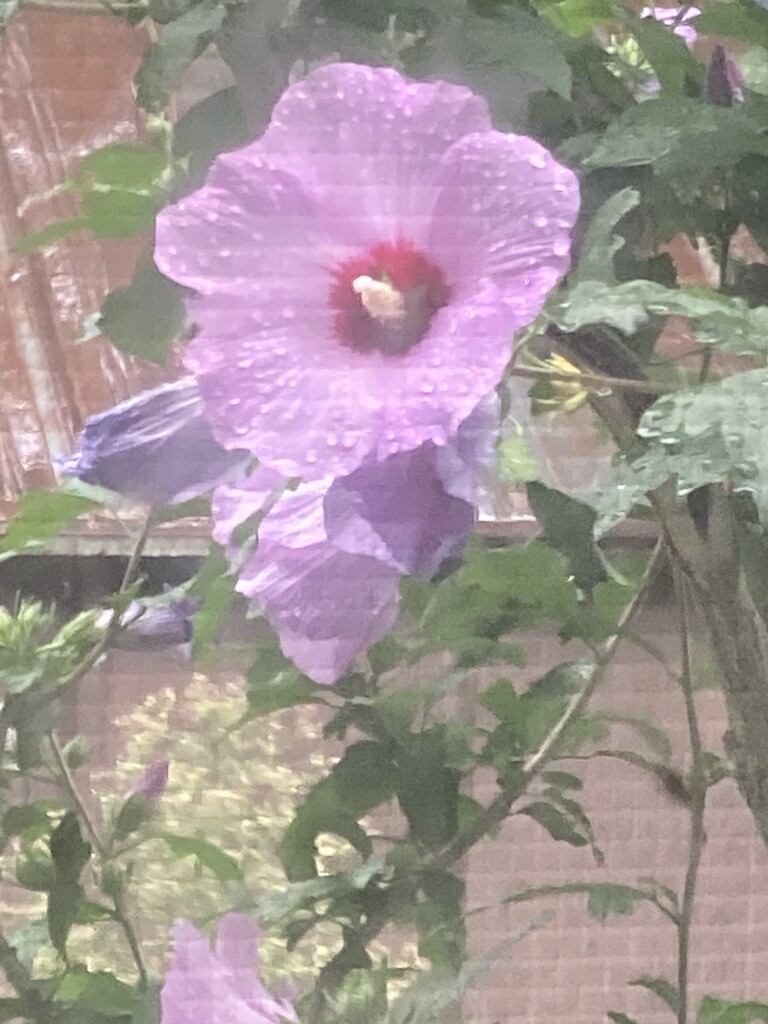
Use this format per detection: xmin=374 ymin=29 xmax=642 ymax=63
xmin=61 ymin=737 xmax=88 ymax=770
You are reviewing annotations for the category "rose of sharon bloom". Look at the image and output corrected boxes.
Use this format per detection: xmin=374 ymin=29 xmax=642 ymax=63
xmin=155 ymin=63 xmax=579 ymax=480
xmin=97 ymin=595 xmax=200 ymax=652
xmin=161 ymin=914 xmax=296 ymax=1024
xmin=59 ymin=377 xmax=248 ymax=506
xmin=213 ymin=398 xmax=496 ymax=684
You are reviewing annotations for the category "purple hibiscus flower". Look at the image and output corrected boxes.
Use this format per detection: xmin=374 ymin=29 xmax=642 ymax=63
xmin=212 ymin=397 xmax=497 ymax=684
xmin=161 ymin=914 xmax=296 ymax=1024
xmin=59 ymin=377 xmax=248 ymax=506
xmin=154 ymin=63 xmax=579 ymax=481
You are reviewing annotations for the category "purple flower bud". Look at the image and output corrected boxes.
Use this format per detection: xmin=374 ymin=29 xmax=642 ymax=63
xmin=59 ymin=377 xmax=248 ymax=506
xmin=110 ymin=596 xmax=200 ymax=653
xmin=131 ymin=760 xmax=169 ymax=804
xmin=113 ymin=760 xmax=168 ymax=839
xmin=707 ymin=44 xmax=744 ymax=106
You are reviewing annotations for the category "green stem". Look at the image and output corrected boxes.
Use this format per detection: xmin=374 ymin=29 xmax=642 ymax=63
xmin=508 ymin=364 xmax=669 ymax=396
xmin=674 ymin=572 xmax=708 ymax=1024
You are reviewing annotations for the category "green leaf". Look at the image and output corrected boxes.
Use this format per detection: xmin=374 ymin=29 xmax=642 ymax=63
xmin=95 ymin=258 xmax=186 ymax=364
xmin=246 ymin=662 xmax=321 ymax=717
xmin=571 ymin=187 xmax=640 ymax=285
xmin=601 ymin=713 xmax=673 ymax=762
xmin=541 ymin=0 xmax=615 ymax=36
xmin=157 ymin=834 xmax=242 ymax=882
xmin=630 ymin=976 xmax=680 ymax=1014
xmin=694 ymin=5 xmax=768 ymax=52
xmin=527 ymin=482 xmax=606 ymax=589
xmin=55 ymin=969 xmax=137 ymax=1017
xmin=583 ymin=98 xmax=768 ymax=178
xmin=628 ymin=12 xmax=702 ymax=94
xmin=413 ymin=870 xmax=466 ymax=970
xmin=14 ymin=217 xmax=89 ymax=254
xmin=173 ymin=87 xmax=248 ymax=189
xmin=608 ymin=1013 xmax=640 ymax=1024
xmin=388 ymin=957 xmax=495 ymax=1024
xmin=80 ymin=189 xmax=158 ymax=239
xmin=47 ymin=813 xmax=91 ymax=953
xmin=519 ymin=800 xmax=590 ymax=846
xmin=50 ymin=812 xmax=91 ymax=883
xmin=541 ymin=770 xmax=584 ymax=790
xmin=279 ymin=742 xmax=397 ymax=880
xmin=598 ymin=369 xmax=768 ymax=529
xmin=465 ymin=8 xmax=573 ymax=99
xmin=189 ymin=544 xmax=236 ymax=658
xmin=0 ymin=489 xmax=98 ymax=557
xmin=0 ymin=999 xmax=24 ymax=1022
xmin=698 ymin=996 xmax=768 ymax=1024
xmin=77 ymin=143 xmax=167 ymax=192
xmin=586 ymin=883 xmax=649 ymax=921
xmin=2 ymin=803 xmax=54 ymax=838
xmin=135 ymin=0 xmax=227 ymax=112
xmin=480 ymin=677 xmax=524 ymax=723
xmin=396 ymin=729 xmax=461 ymax=851
xmin=553 ymin=279 xmax=768 ymax=356
xmin=130 ymin=986 xmax=162 ymax=1024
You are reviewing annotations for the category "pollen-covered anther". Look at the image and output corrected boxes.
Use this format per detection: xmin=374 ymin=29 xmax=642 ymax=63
xmin=352 ymin=275 xmax=407 ymax=324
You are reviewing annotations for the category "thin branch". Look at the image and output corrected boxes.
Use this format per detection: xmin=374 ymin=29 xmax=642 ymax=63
xmin=48 ymin=732 xmax=150 ymax=990
xmin=675 ymin=571 xmax=708 ymax=1024
xmin=508 ymin=364 xmax=670 ymax=396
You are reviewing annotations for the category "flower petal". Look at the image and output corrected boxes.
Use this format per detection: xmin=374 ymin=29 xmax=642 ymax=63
xmin=256 ymin=62 xmax=492 ymax=245
xmin=211 ymin=466 xmax=285 ymax=548
xmin=324 ymin=443 xmax=476 ymax=578
xmin=61 ymin=378 xmax=247 ymax=506
xmin=428 ymin=132 xmax=579 ymax=308
xmin=216 ymin=915 xmax=298 ymax=1023
xmin=236 ymin=483 xmax=400 ymax=684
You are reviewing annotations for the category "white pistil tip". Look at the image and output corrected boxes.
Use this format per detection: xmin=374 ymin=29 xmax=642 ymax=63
xmin=352 ymin=275 xmax=406 ymax=324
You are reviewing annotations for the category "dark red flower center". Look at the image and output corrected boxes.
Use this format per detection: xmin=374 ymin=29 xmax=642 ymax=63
xmin=330 ymin=240 xmax=450 ymax=356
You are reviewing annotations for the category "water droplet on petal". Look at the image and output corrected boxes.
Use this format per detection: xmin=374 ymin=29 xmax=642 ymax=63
xmin=528 ymin=152 xmax=548 ymax=169
xmin=533 ymin=215 xmax=548 ymax=228
xmin=326 ymin=433 xmax=338 ymax=448
xmin=421 ymin=382 xmax=435 ymax=394
xmin=341 ymin=432 xmax=357 ymax=450
xmin=306 ymin=451 xmax=318 ymax=464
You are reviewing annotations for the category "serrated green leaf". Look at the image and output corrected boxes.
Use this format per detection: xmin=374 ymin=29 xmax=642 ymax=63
xmin=396 ymin=729 xmax=460 ymax=851
xmin=0 ymin=490 xmax=98 ymax=558
xmin=96 ymin=257 xmax=186 ymax=364
xmin=80 ymin=189 xmax=158 ymax=239
xmin=541 ymin=0 xmax=615 ymax=36
xmin=2 ymin=803 xmax=53 ymax=838
xmin=157 ymin=834 xmax=242 ymax=881
xmin=188 ymin=544 xmax=236 ymax=658
xmin=552 ymin=279 xmax=768 ymax=356
xmin=583 ymin=98 xmax=768 ymax=177
xmin=586 ymin=883 xmax=648 ymax=920
xmin=480 ymin=677 xmax=524 ymax=723
xmin=596 ymin=369 xmax=768 ymax=530
xmin=135 ymin=0 xmax=227 ymax=112
xmin=465 ymin=8 xmax=572 ymax=98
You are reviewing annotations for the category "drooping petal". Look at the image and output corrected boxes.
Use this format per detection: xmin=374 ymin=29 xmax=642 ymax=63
xmin=211 ymin=465 xmax=285 ymax=549
xmin=324 ymin=443 xmax=476 ymax=579
xmin=161 ymin=918 xmax=296 ymax=1024
xmin=216 ymin=915 xmax=297 ymax=1023
xmin=435 ymin=390 xmax=501 ymax=503
xmin=234 ymin=483 xmax=400 ymax=684
xmin=61 ymin=378 xmax=248 ymax=506
xmin=109 ymin=596 xmax=199 ymax=652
